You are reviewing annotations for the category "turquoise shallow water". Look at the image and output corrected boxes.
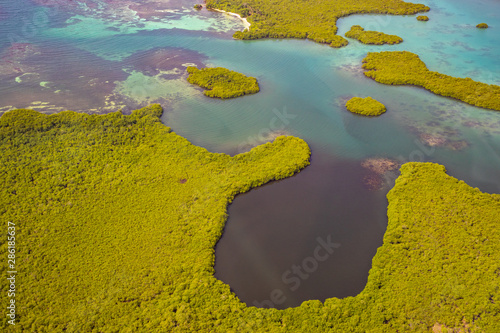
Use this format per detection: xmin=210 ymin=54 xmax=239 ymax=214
xmin=1 ymin=0 xmax=499 ymax=308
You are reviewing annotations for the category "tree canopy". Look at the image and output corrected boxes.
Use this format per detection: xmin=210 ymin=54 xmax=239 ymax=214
xmin=345 ymin=25 xmax=403 ymax=45
xmin=346 ymin=96 xmax=387 ymax=116
xmin=363 ymin=51 xmax=500 ymax=111
xmin=1 ymin=106 xmax=499 ymax=332
xmin=206 ymin=0 xmax=429 ymax=47
xmin=187 ymin=66 xmax=260 ymax=99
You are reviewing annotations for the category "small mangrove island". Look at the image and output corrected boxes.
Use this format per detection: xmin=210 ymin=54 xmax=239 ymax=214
xmin=346 ymin=96 xmax=387 ymax=116
xmin=476 ymin=23 xmax=489 ymax=29
xmin=187 ymin=66 xmax=260 ymax=99
xmin=206 ymin=0 xmax=429 ymax=47
xmin=362 ymin=51 xmax=500 ymax=111
xmin=345 ymin=25 xmax=403 ymax=45
xmin=417 ymin=15 xmax=429 ymax=21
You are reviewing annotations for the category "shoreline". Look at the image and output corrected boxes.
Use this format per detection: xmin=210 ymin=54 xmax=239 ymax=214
xmin=210 ymin=8 xmax=251 ymax=31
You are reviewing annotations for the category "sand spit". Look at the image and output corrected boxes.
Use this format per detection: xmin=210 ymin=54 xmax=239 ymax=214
xmin=211 ymin=9 xmax=251 ymax=31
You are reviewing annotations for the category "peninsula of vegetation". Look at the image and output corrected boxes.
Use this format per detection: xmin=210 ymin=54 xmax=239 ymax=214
xmin=187 ymin=66 xmax=260 ymax=99
xmin=345 ymin=25 xmax=403 ymax=45
xmin=346 ymin=96 xmax=386 ymax=116
xmin=206 ymin=0 xmax=429 ymax=48
xmin=0 ymin=105 xmax=310 ymax=331
xmin=2 ymin=106 xmax=499 ymax=331
xmin=362 ymin=51 xmax=500 ymax=111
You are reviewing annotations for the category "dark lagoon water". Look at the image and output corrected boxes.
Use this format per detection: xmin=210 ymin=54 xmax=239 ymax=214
xmin=1 ymin=0 xmax=499 ymax=309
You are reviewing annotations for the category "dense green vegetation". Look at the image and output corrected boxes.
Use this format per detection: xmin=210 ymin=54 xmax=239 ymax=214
xmin=417 ymin=15 xmax=429 ymax=21
xmin=194 ymin=4 xmax=203 ymax=10
xmin=345 ymin=25 xmax=403 ymax=45
xmin=2 ymin=107 xmax=500 ymax=332
xmin=346 ymin=96 xmax=386 ymax=116
xmin=476 ymin=23 xmax=489 ymax=29
xmin=186 ymin=66 xmax=260 ymax=99
xmin=206 ymin=0 xmax=429 ymax=48
xmin=0 ymin=105 xmax=311 ymax=332
xmin=363 ymin=51 xmax=500 ymax=111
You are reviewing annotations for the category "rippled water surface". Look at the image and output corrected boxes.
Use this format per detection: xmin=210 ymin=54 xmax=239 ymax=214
xmin=1 ymin=0 xmax=499 ymax=309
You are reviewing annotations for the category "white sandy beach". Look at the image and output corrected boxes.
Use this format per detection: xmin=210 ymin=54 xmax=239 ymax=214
xmin=211 ymin=9 xmax=251 ymax=31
